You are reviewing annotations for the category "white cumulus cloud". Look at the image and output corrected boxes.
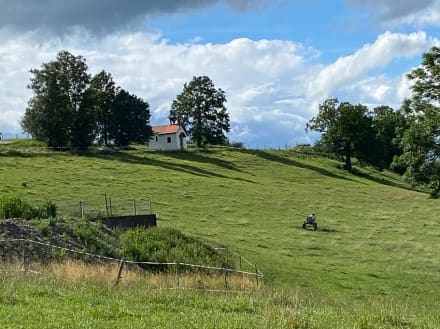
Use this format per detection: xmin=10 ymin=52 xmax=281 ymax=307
xmin=0 ymin=29 xmax=438 ymax=147
xmin=307 ymin=31 xmax=434 ymax=99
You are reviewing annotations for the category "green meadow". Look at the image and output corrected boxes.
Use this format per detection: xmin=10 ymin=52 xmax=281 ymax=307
xmin=0 ymin=140 xmax=439 ymax=328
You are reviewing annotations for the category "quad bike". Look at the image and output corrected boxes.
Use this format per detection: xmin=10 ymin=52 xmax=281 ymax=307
xmin=302 ymin=214 xmax=318 ymax=230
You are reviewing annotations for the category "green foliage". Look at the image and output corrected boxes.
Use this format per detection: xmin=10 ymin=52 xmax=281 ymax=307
xmin=121 ymin=227 xmax=230 ymax=270
xmin=228 ymin=141 xmax=245 ymax=149
xmin=395 ymin=47 xmax=440 ymax=197
xmin=372 ymin=106 xmax=407 ymax=171
xmin=21 ymin=52 xmax=153 ymax=149
xmin=307 ymin=100 xmax=407 ymax=171
xmin=90 ymin=70 xmax=117 ymax=145
xmin=170 ymin=76 xmax=230 ymax=147
xmin=406 ymin=46 xmax=440 ymax=103
xmin=306 ymin=99 xmax=376 ymax=171
xmin=0 ymin=195 xmax=33 ymax=219
xmin=109 ymin=89 xmax=153 ymax=147
xmin=70 ymin=219 xmax=119 ymax=256
xmin=21 ymin=50 xmax=91 ymax=148
xmin=36 ymin=221 xmax=50 ymax=236
xmin=0 ymin=195 xmax=57 ymax=220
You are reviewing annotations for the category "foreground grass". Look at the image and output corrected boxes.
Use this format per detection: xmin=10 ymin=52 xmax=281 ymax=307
xmin=1 ymin=140 xmax=440 ymax=325
xmin=0 ymin=268 xmax=438 ymax=329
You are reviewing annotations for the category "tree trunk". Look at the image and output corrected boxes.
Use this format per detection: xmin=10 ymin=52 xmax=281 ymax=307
xmin=343 ymin=154 xmax=352 ymax=171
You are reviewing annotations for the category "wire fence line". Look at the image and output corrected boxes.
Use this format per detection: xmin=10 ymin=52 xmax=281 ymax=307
xmin=57 ymin=195 xmax=153 ymax=219
xmin=0 ymin=238 xmax=264 ymax=289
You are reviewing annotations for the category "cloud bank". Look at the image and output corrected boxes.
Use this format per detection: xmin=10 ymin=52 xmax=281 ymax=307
xmin=348 ymin=0 xmax=440 ymax=27
xmin=0 ymin=0 xmax=277 ymax=33
xmin=0 ymin=29 xmax=437 ymax=146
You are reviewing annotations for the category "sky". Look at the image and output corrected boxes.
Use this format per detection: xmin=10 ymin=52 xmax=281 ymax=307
xmin=0 ymin=0 xmax=439 ymax=147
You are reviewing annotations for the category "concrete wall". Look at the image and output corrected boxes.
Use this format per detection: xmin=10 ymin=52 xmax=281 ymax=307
xmin=101 ymin=214 xmax=157 ymax=230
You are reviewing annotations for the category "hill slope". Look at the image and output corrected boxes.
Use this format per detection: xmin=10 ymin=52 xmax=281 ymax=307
xmin=1 ymin=142 xmax=439 ymax=304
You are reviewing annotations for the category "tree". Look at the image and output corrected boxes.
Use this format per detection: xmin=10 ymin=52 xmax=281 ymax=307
xmin=170 ymin=76 xmax=230 ymax=147
xmin=70 ymin=88 xmax=98 ymax=149
xmin=372 ymin=105 xmax=407 ymax=171
xmin=306 ymin=99 xmax=375 ymax=171
xmin=109 ymin=89 xmax=153 ymax=147
xmin=21 ymin=50 xmax=91 ymax=148
xmin=90 ymin=71 xmax=117 ymax=145
xmin=394 ymin=47 xmax=440 ymax=197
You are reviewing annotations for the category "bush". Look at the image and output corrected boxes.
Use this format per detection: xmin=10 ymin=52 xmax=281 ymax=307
xmin=0 ymin=195 xmax=57 ymax=220
xmin=228 ymin=141 xmax=245 ymax=149
xmin=37 ymin=200 xmax=57 ymax=218
xmin=0 ymin=195 xmax=33 ymax=219
xmin=120 ymin=227 xmax=232 ymax=271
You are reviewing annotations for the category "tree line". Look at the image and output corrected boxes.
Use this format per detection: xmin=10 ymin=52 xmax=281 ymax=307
xmin=20 ymin=48 xmax=438 ymax=196
xmin=307 ymin=46 xmax=439 ymax=197
xmin=21 ymin=51 xmax=230 ymax=149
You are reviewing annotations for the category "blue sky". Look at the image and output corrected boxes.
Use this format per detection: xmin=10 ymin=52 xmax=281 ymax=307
xmin=0 ymin=0 xmax=439 ymax=147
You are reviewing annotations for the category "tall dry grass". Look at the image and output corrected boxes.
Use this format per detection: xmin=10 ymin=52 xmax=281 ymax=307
xmin=9 ymin=260 xmax=262 ymax=291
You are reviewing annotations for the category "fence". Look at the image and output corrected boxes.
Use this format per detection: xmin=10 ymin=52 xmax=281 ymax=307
xmin=0 ymin=238 xmax=264 ymax=291
xmin=58 ymin=194 xmax=153 ymax=219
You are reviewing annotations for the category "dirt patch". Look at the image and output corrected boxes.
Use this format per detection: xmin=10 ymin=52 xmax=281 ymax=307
xmin=0 ymin=218 xmax=117 ymax=262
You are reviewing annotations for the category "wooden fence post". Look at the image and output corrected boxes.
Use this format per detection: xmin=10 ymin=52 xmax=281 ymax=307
xmin=105 ymin=194 xmax=109 ymax=217
xmin=115 ymin=258 xmax=125 ymax=285
xmin=175 ymin=262 xmax=179 ymax=288
xmin=22 ymin=238 xmax=27 ymax=273
xmin=255 ymin=265 xmax=259 ymax=288
xmin=224 ymin=267 xmax=228 ymax=289
xmin=80 ymin=201 xmax=85 ymax=218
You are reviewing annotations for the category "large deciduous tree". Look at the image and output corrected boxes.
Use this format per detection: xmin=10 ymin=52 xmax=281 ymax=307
xmin=170 ymin=76 xmax=230 ymax=147
xmin=306 ymin=99 xmax=375 ymax=171
xmin=22 ymin=52 xmax=153 ymax=149
xmin=21 ymin=50 xmax=91 ymax=148
xmin=394 ymin=47 xmax=440 ymax=197
xmin=90 ymin=70 xmax=117 ymax=145
xmin=109 ymin=89 xmax=153 ymax=147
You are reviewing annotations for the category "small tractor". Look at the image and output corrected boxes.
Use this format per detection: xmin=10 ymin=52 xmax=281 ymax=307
xmin=302 ymin=213 xmax=318 ymax=230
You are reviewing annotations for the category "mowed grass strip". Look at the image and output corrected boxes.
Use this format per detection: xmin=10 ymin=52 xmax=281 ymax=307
xmin=1 ymin=141 xmax=439 ymax=306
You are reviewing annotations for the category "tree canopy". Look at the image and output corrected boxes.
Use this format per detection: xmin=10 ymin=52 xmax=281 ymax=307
xmin=307 ymin=47 xmax=439 ymax=197
xmin=21 ymin=51 xmax=91 ymax=147
xmin=306 ymin=99 xmax=375 ymax=171
xmin=170 ymin=76 xmax=230 ymax=147
xmin=21 ymin=51 xmax=152 ymax=149
xmin=109 ymin=89 xmax=153 ymax=147
xmin=394 ymin=47 xmax=440 ymax=197
xmin=372 ymin=105 xmax=407 ymax=171
xmin=90 ymin=70 xmax=117 ymax=146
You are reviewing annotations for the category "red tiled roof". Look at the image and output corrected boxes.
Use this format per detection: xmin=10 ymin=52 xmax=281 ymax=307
xmin=152 ymin=124 xmax=182 ymax=135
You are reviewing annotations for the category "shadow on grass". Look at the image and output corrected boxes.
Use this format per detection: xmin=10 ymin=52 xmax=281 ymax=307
xmin=319 ymin=227 xmax=337 ymax=233
xmin=83 ymin=150 xmax=257 ymax=185
xmin=160 ymin=149 xmax=243 ymax=173
xmin=351 ymin=168 xmax=426 ymax=193
xmin=231 ymin=148 xmax=359 ymax=183
xmin=300 ymin=227 xmax=337 ymax=233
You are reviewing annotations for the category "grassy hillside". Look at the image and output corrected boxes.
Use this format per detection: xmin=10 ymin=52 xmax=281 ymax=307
xmin=1 ymin=141 xmax=439 ymax=312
